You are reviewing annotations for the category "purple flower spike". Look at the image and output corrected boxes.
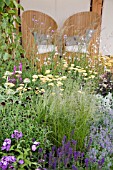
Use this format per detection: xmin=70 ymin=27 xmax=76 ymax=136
xmin=13 ymin=66 xmax=16 ymax=72
xmin=71 ymin=139 xmax=77 ymax=145
xmin=98 ymin=157 xmax=105 ymax=167
xmin=19 ymin=63 xmax=22 ymax=72
xmin=11 ymin=130 xmax=23 ymax=140
xmin=87 ymin=137 xmax=92 ymax=150
xmin=72 ymin=165 xmax=78 ymax=170
xmin=38 ymin=148 xmax=43 ymax=153
xmin=1 ymin=139 xmax=11 ymax=151
xmin=62 ymin=135 xmax=66 ymax=145
xmin=85 ymin=158 xmax=89 ymax=168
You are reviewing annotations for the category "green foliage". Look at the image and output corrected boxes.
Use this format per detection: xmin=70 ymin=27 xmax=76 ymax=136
xmin=0 ymin=92 xmax=52 ymax=151
xmin=0 ymin=134 xmax=44 ymax=169
xmin=36 ymin=79 xmax=97 ymax=150
xmin=0 ymin=0 xmax=24 ymax=62
xmin=0 ymin=55 xmax=98 ymax=152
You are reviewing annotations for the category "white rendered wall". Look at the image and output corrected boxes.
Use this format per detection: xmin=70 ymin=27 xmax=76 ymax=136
xmin=20 ymin=0 xmax=90 ymax=28
xmin=100 ymin=0 xmax=113 ymax=55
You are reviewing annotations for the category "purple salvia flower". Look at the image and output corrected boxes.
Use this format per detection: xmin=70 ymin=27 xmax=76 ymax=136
xmin=32 ymin=138 xmax=36 ymax=142
xmin=71 ymin=139 xmax=77 ymax=146
xmin=85 ymin=158 xmax=89 ymax=168
xmin=72 ymin=165 xmax=78 ymax=170
xmin=64 ymin=141 xmax=70 ymax=153
xmin=62 ymin=135 xmax=66 ymax=145
xmin=64 ymin=158 xmax=69 ymax=168
xmin=73 ymin=151 xmax=80 ymax=161
xmin=52 ymin=146 xmax=56 ymax=153
xmin=68 ymin=147 xmax=73 ymax=158
xmin=49 ymin=152 xmax=53 ymax=167
xmin=81 ymin=152 xmax=84 ymax=158
xmin=57 ymin=147 xmax=61 ymax=156
xmin=58 ymin=151 xmax=63 ymax=159
xmin=71 ymin=129 xmax=75 ymax=137
xmin=87 ymin=137 xmax=92 ymax=150
xmin=38 ymin=148 xmax=43 ymax=153
xmin=98 ymin=157 xmax=105 ymax=167
xmin=52 ymin=159 xmax=57 ymax=169
xmin=1 ymin=139 xmax=11 ymax=151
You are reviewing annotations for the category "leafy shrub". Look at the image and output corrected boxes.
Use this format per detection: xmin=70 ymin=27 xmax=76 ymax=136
xmin=0 ymin=0 xmax=24 ymax=63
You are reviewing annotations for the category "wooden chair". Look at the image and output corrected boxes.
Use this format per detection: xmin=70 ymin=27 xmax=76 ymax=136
xmin=21 ymin=10 xmax=58 ymax=69
xmin=62 ymin=11 xmax=101 ymax=62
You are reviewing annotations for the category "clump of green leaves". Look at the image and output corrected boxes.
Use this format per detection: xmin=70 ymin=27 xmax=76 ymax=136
xmin=0 ymin=0 xmax=24 ymax=62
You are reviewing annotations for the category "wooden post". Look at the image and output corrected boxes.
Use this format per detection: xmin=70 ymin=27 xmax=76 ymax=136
xmin=91 ymin=0 xmax=104 ymax=16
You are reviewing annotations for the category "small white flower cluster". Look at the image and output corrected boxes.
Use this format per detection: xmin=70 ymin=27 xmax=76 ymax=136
xmin=96 ymin=92 xmax=113 ymax=113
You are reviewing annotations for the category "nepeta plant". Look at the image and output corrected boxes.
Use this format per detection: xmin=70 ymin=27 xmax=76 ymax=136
xmin=85 ymin=93 xmax=113 ymax=169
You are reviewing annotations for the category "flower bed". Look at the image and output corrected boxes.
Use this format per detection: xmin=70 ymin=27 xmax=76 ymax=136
xmin=0 ymin=1 xmax=113 ymax=169
xmin=0 ymin=53 xmax=113 ymax=170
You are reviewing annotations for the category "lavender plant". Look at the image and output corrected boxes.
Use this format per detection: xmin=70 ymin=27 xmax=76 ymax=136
xmin=1 ymin=133 xmax=101 ymax=170
xmin=37 ymin=136 xmax=84 ymax=170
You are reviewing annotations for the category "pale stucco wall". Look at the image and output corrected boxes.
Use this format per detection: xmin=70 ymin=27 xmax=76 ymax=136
xmin=100 ymin=0 xmax=113 ymax=56
xmin=20 ymin=0 xmax=90 ymax=28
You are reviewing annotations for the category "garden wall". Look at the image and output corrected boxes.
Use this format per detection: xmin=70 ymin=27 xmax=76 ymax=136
xmin=100 ymin=0 xmax=113 ymax=56
xmin=20 ymin=0 xmax=90 ymax=28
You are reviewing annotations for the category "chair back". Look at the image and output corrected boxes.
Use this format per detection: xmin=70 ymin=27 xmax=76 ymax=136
xmin=62 ymin=11 xmax=101 ymax=55
xmin=63 ymin=11 xmax=101 ymax=36
xmin=21 ymin=10 xmax=58 ymax=60
xmin=22 ymin=10 xmax=58 ymax=34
